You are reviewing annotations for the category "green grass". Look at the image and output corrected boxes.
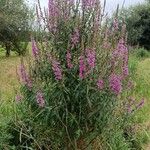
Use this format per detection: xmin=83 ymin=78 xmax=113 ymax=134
xmin=129 ymin=55 xmax=150 ymax=149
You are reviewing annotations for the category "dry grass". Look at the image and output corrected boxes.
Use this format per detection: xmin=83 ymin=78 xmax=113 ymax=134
xmin=0 ymin=55 xmax=20 ymax=101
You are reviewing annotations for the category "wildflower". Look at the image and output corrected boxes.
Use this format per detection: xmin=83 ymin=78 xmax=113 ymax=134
xmin=112 ymin=38 xmax=129 ymax=78
xmin=32 ymin=39 xmax=39 ymax=59
xmin=66 ymin=50 xmax=73 ymax=69
xmin=117 ymin=38 xmax=128 ymax=55
xmin=71 ymin=28 xmax=80 ymax=48
xmin=79 ymin=55 xmax=86 ymax=79
xmin=122 ymin=66 xmax=129 ymax=78
xmin=113 ymin=18 xmax=119 ymax=31
xmin=97 ymin=79 xmax=104 ymax=90
xmin=86 ymin=48 xmax=96 ymax=69
xmin=112 ymin=39 xmax=128 ymax=58
xmin=48 ymin=0 xmax=59 ymax=32
xmin=52 ymin=59 xmax=62 ymax=80
xmin=36 ymin=91 xmax=45 ymax=107
xmin=48 ymin=0 xmax=59 ymax=17
xmin=109 ymin=74 xmax=122 ymax=95
xmin=82 ymin=0 xmax=96 ymax=9
xmin=19 ymin=64 xmax=32 ymax=89
xmin=15 ymin=95 xmax=23 ymax=102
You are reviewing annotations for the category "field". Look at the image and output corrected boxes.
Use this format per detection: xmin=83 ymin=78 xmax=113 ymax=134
xmin=0 ymin=48 xmax=150 ymax=149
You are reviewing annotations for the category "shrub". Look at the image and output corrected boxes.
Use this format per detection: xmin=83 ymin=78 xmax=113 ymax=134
xmin=11 ymin=0 xmax=144 ymax=149
xmin=118 ymin=2 xmax=150 ymax=50
xmin=136 ymin=48 xmax=150 ymax=58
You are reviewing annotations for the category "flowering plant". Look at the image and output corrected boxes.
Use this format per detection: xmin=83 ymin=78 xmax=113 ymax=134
xmin=15 ymin=0 xmax=143 ymax=149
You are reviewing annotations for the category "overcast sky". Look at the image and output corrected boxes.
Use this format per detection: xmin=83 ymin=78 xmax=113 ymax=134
xmin=28 ymin=0 xmax=145 ymax=15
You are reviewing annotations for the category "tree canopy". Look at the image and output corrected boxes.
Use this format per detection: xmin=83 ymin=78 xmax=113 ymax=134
xmin=119 ymin=1 xmax=150 ymax=50
xmin=0 ymin=0 xmax=33 ymax=56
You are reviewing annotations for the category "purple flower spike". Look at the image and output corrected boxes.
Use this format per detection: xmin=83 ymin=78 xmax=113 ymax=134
xmin=15 ymin=95 xmax=23 ymax=102
xmin=86 ymin=48 xmax=96 ymax=69
xmin=97 ymin=79 xmax=104 ymax=90
xmin=82 ymin=0 xmax=96 ymax=9
xmin=19 ymin=64 xmax=32 ymax=90
xmin=52 ymin=59 xmax=62 ymax=80
xmin=109 ymin=74 xmax=122 ymax=95
xmin=113 ymin=18 xmax=119 ymax=31
xmin=36 ymin=91 xmax=45 ymax=107
xmin=32 ymin=39 xmax=39 ymax=59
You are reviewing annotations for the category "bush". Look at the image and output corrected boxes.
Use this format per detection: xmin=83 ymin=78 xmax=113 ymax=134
xmin=9 ymin=0 xmax=144 ymax=149
xmin=136 ymin=48 xmax=150 ymax=58
xmin=118 ymin=2 xmax=150 ymax=50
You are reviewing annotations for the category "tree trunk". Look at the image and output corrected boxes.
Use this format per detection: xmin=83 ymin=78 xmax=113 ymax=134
xmin=5 ymin=42 xmax=11 ymax=57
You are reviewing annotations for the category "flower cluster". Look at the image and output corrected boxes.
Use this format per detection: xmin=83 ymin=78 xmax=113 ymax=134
xmin=86 ymin=48 xmax=96 ymax=69
xmin=82 ymin=0 xmax=96 ymax=9
xmin=97 ymin=79 xmax=104 ymax=90
xmin=113 ymin=18 xmax=119 ymax=31
xmin=109 ymin=74 xmax=122 ymax=95
xmin=19 ymin=64 xmax=32 ymax=90
xmin=112 ymin=38 xmax=129 ymax=78
xmin=48 ymin=0 xmax=60 ymax=32
xmin=15 ymin=94 xmax=23 ymax=103
xmin=36 ymin=91 xmax=45 ymax=107
xmin=52 ymin=59 xmax=62 ymax=80
xmin=32 ymin=39 xmax=39 ymax=59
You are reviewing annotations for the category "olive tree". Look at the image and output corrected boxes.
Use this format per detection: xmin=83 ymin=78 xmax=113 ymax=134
xmin=0 ymin=0 xmax=33 ymax=56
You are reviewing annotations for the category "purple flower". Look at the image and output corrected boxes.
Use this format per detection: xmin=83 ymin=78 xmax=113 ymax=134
xmin=86 ymin=48 xmax=96 ymax=69
xmin=82 ymin=0 xmax=96 ymax=9
xmin=71 ymin=28 xmax=80 ymax=48
xmin=112 ymin=39 xmax=128 ymax=58
xmin=122 ymin=66 xmax=129 ymax=78
xmin=15 ymin=95 xmax=23 ymax=102
xmin=109 ymin=74 xmax=122 ymax=95
xmin=66 ymin=50 xmax=73 ymax=69
xmin=48 ymin=0 xmax=60 ymax=32
xmin=52 ymin=59 xmax=62 ymax=80
xmin=79 ymin=55 xmax=86 ymax=79
xmin=113 ymin=18 xmax=119 ymax=31
xmin=19 ymin=64 xmax=32 ymax=89
xmin=48 ymin=0 xmax=59 ymax=17
xmin=97 ymin=79 xmax=104 ymax=90
xmin=36 ymin=91 xmax=45 ymax=107
xmin=111 ymin=38 xmax=129 ymax=78
xmin=32 ymin=39 xmax=39 ymax=59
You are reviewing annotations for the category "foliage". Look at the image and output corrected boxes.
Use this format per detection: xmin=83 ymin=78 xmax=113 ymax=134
xmin=118 ymin=2 xmax=150 ymax=50
xmin=0 ymin=0 xmax=33 ymax=56
xmin=3 ymin=0 xmax=145 ymax=149
xmin=135 ymin=48 xmax=150 ymax=58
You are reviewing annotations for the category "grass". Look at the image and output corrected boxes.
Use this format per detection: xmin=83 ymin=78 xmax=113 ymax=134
xmin=129 ymin=54 xmax=150 ymax=149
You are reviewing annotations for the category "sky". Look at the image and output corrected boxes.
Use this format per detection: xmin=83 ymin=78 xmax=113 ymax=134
xmin=28 ymin=0 xmax=145 ymax=15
